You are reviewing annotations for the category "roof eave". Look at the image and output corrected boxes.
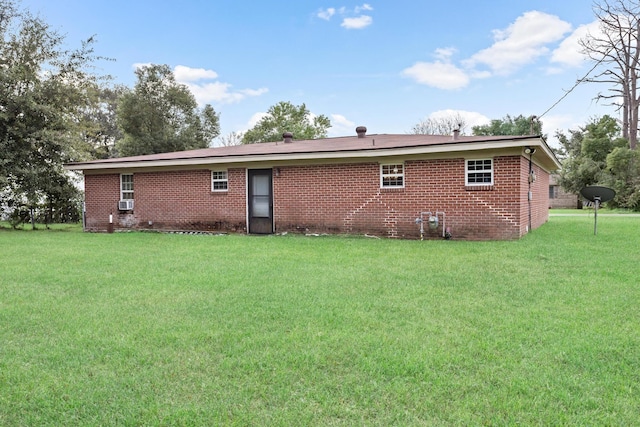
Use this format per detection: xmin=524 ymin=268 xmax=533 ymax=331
xmin=65 ymin=136 xmax=559 ymax=172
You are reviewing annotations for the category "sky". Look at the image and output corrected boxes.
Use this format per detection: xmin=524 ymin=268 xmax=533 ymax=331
xmin=20 ymin=0 xmax=611 ymax=147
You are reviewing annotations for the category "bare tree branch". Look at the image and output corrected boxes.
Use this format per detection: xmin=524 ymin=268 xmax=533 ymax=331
xmin=582 ymin=0 xmax=640 ymax=148
xmin=410 ymin=112 xmax=468 ymax=135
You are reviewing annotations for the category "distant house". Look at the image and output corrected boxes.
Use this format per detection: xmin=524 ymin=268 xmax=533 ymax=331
xmin=65 ymin=127 xmax=561 ymax=240
xmin=548 ymin=174 xmax=579 ymax=209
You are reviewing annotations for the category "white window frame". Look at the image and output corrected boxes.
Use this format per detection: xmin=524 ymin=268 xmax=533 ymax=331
xmin=380 ymin=163 xmax=405 ymax=188
xmin=465 ymin=159 xmax=493 ymax=186
xmin=120 ymin=173 xmax=134 ymax=200
xmin=211 ymin=170 xmax=228 ymax=192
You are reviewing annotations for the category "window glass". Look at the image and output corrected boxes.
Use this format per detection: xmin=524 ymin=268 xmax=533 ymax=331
xmin=466 ymin=159 xmax=493 ymax=185
xmin=212 ymin=170 xmax=228 ymax=191
xmin=121 ymin=174 xmax=134 ymax=199
xmin=381 ymin=163 xmax=404 ymax=188
xmin=252 ymin=174 xmax=269 ymax=195
xmin=252 ymin=175 xmax=270 ymax=217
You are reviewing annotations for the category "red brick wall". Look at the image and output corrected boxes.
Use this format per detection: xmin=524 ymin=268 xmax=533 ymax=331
xmin=273 ymin=156 xmax=549 ymax=240
xmin=84 ymin=174 xmax=120 ymax=230
xmin=84 ymin=168 xmax=246 ymax=232
xmin=82 ymin=156 xmax=550 ymax=240
xmin=530 ymin=160 xmax=551 ymax=231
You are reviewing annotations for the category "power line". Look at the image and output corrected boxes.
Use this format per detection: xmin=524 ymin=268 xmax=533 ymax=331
xmin=538 ymin=53 xmax=609 ymax=120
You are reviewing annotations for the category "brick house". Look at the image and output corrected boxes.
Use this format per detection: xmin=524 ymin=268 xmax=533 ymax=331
xmin=548 ymin=174 xmax=579 ymax=209
xmin=65 ymin=127 xmax=561 ymax=240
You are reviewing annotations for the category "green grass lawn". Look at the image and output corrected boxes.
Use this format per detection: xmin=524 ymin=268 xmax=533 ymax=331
xmin=1 ymin=216 xmax=639 ymax=425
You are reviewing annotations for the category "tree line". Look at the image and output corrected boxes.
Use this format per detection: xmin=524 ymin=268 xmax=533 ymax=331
xmin=2 ymin=0 xmax=640 ymax=228
xmin=0 ymin=0 xmax=335 ymax=228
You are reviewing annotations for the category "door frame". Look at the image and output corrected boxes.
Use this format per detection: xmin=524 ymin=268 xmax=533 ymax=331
xmin=247 ymin=168 xmax=274 ymax=234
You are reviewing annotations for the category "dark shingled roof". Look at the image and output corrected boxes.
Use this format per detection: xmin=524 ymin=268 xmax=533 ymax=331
xmin=68 ymin=133 xmax=543 ymax=166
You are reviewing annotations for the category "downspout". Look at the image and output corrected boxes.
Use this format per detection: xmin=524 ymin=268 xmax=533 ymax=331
xmin=525 ymin=147 xmax=536 ymax=232
xmin=526 ymin=116 xmax=539 ymax=233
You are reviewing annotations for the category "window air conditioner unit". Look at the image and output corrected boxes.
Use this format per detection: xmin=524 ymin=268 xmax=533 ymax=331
xmin=118 ymin=200 xmax=134 ymax=211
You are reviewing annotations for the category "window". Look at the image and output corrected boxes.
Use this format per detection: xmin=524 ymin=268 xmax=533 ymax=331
xmin=381 ymin=163 xmax=404 ymax=188
xmin=549 ymin=185 xmax=556 ymax=199
xmin=120 ymin=174 xmax=133 ymax=199
xmin=211 ymin=170 xmax=228 ymax=191
xmin=466 ymin=159 xmax=493 ymax=185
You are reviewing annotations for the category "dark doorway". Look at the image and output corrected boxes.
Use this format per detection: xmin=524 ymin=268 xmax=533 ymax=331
xmin=248 ymin=169 xmax=273 ymax=234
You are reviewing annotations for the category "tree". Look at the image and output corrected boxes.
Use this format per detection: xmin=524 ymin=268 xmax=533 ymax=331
xmin=74 ymin=83 xmax=126 ymax=159
xmin=411 ymin=112 xmax=467 ymax=135
xmin=0 ymin=0 xmax=102 ymax=227
xmin=553 ymin=127 xmax=584 ymax=160
xmin=116 ymin=64 xmax=220 ymax=156
xmin=581 ymin=0 xmax=640 ymax=149
xmin=217 ymin=131 xmax=244 ymax=147
xmin=603 ymin=146 xmax=640 ymax=209
xmin=242 ymin=101 xmax=331 ymax=144
xmin=558 ymin=115 xmax=629 ymax=201
xmin=472 ymin=114 xmax=542 ymax=136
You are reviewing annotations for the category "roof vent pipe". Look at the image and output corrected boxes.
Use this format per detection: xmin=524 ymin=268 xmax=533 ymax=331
xmin=356 ymin=126 xmax=367 ymax=138
xmin=283 ymin=132 xmax=293 ymax=143
xmin=452 ymin=128 xmax=460 ymax=141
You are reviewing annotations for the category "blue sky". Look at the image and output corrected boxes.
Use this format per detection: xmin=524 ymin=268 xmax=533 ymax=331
xmin=22 ymin=0 xmax=609 ymax=146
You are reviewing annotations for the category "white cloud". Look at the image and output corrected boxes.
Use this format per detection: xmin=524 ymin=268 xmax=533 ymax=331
xmin=331 ymin=113 xmax=355 ymax=127
xmin=341 ymin=15 xmax=373 ymax=29
xmin=402 ymin=11 xmax=580 ymax=90
xmin=171 ymin=65 xmax=268 ymax=105
xmin=244 ymin=87 xmax=270 ymax=97
xmin=464 ymin=11 xmax=572 ymax=76
xmin=132 ymin=62 xmax=152 ymax=70
xmin=329 ymin=113 xmax=356 ymax=136
xmin=551 ymin=21 xmax=600 ymax=68
xmin=228 ymin=112 xmax=269 ymax=139
xmin=317 ymin=7 xmax=336 ymax=20
xmin=355 ymin=4 xmax=373 ymax=13
xmin=402 ymin=61 xmax=470 ymax=90
xmin=540 ymin=114 xmax=578 ymax=147
xmin=469 ymin=70 xmax=492 ymax=79
xmin=247 ymin=112 xmax=268 ymax=128
xmin=434 ymin=47 xmax=457 ymax=61
xmin=174 ymin=65 xmax=218 ymax=81
xmin=540 ymin=114 xmax=572 ymax=134
xmin=132 ymin=64 xmax=265 ymax=104
xmin=184 ymin=81 xmax=269 ymax=105
xmin=307 ymin=112 xmax=318 ymax=123
xmin=318 ymin=4 xmax=373 ymax=29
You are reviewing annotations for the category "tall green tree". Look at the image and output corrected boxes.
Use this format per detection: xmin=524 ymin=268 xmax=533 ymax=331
xmin=603 ymin=146 xmax=640 ymax=209
xmin=472 ymin=114 xmax=542 ymax=136
xmin=75 ymin=84 xmax=126 ymax=159
xmin=116 ymin=64 xmax=220 ymax=156
xmin=558 ymin=115 xmax=629 ymax=203
xmin=242 ymin=101 xmax=331 ymax=144
xmin=0 ymin=0 xmax=103 ymax=227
